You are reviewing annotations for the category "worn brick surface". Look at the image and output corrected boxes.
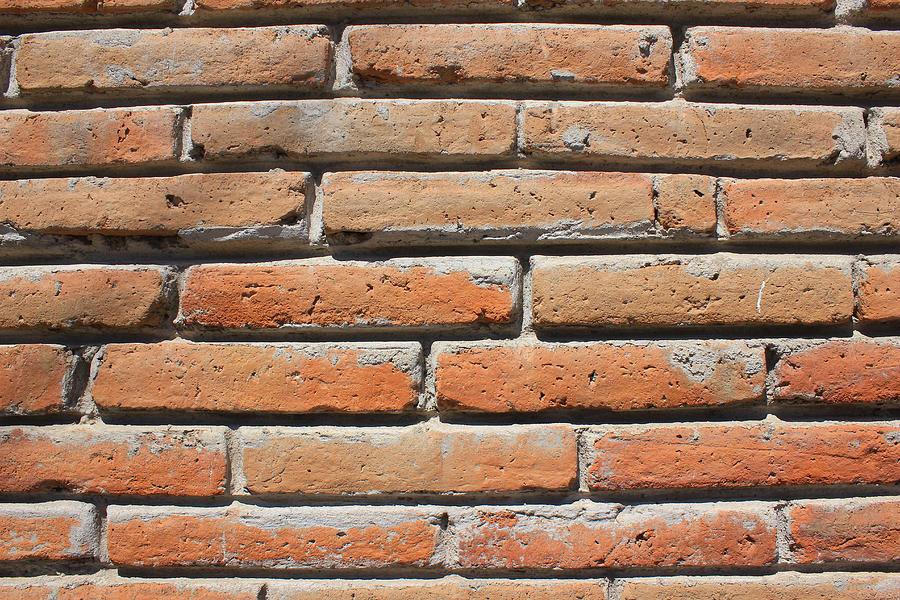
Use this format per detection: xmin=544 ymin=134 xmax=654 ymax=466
xmin=268 ymin=578 xmax=607 ymax=599
xmin=0 ymin=345 xmax=71 ymax=415
xmin=856 ymin=257 xmax=900 ymax=323
xmin=653 ymin=173 xmax=717 ymax=234
xmin=0 ymin=502 xmax=97 ymax=562
xmin=0 ymin=578 xmax=262 ymax=600
xmin=194 ymin=0 xmax=513 ymax=9
xmin=0 ymin=0 xmax=171 ymax=12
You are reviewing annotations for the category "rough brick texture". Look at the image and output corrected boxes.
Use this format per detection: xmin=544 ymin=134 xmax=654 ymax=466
xmin=619 ymin=573 xmax=900 ymax=599
xmin=268 ymin=579 xmax=607 ymax=599
xmin=856 ymin=257 xmax=900 ymax=323
xmin=0 ymin=345 xmax=71 ymax=415
xmin=0 ymin=502 xmax=97 ymax=562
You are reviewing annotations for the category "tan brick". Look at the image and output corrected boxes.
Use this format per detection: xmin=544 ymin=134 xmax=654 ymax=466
xmin=347 ymin=25 xmax=670 ymax=88
xmin=0 ymin=425 xmax=227 ymax=496
xmin=521 ymin=102 xmax=865 ymax=166
xmin=531 ymin=254 xmax=853 ymax=330
xmin=268 ymin=578 xmax=606 ymax=600
xmin=435 ymin=341 xmax=765 ymax=412
xmin=91 ymin=341 xmax=421 ymax=413
xmin=0 ymin=266 xmax=170 ymax=330
xmin=179 ymin=258 xmax=519 ymax=330
xmin=107 ymin=504 xmax=442 ymax=568
xmin=856 ymin=257 xmax=900 ymax=323
xmin=587 ymin=422 xmax=900 ymax=490
xmin=0 ymin=345 xmax=71 ymax=415
xmin=654 ymin=174 xmax=717 ymax=234
xmin=240 ymin=423 xmax=576 ymax=494
xmin=190 ymin=100 xmax=516 ymax=160
xmin=57 ymin=582 xmax=259 ymax=600
xmin=722 ymin=178 xmax=900 ymax=238
xmin=0 ymin=502 xmax=97 ymax=562
xmin=17 ymin=27 xmax=331 ymax=94
xmin=0 ymin=0 xmax=170 ymax=12
xmin=0 ymin=107 xmax=180 ymax=168
xmin=870 ymin=108 xmax=900 ymax=165
xmin=457 ymin=501 xmax=776 ymax=569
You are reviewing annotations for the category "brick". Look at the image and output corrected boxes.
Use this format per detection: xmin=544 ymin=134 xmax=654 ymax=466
xmin=91 ymin=341 xmax=421 ymax=413
xmin=193 ymin=0 xmax=512 ymax=9
xmin=17 ymin=27 xmax=331 ymax=94
xmin=239 ymin=423 xmax=576 ymax=494
xmin=0 ymin=584 xmax=52 ymax=600
xmin=0 ymin=0 xmax=170 ymax=13
xmin=531 ymin=254 xmax=853 ymax=330
xmin=0 ymin=425 xmax=226 ymax=496
xmin=434 ymin=340 xmax=765 ymax=412
xmin=0 ymin=172 xmax=308 ymax=236
xmin=653 ymin=174 xmax=717 ymax=235
xmin=0 ymin=502 xmax=97 ymax=562
xmin=787 ymin=497 xmax=900 ymax=564
xmin=456 ymin=501 xmax=777 ymax=569
xmin=527 ymin=0 xmax=834 ymax=9
xmin=772 ymin=339 xmax=900 ymax=405
xmin=107 ymin=504 xmax=442 ymax=568
xmin=856 ymin=257 xmax=900 ymax=323
xmin=0 ymin=266 xmax=170 ymax=330
xmin=268 ymin=578 xmax=607 ymax=600
xmin=179 ymin=257 xmax=519 ymax=330
xmin=869 ymin=108 xmax=900 ymax=166
xmin=620 ymin=573 xmax=900 ymax=600
xmin=680 ymin=27 xmax=900 ymax=93
xmin=346 ymin=25 xmax=670 ymax=88
xmin=586 ymin=422 xmax=900 ymax=490
xmin=55 ymin=579 xmax=261 ymax=600
xmin=190 ymin=100 xmax=516 ymax=160
xmin=521 ymin=102 xmax=865 ymax=166
xmin=721 ymin=177 xmax=900 ymax=238
xmin=869 ymin=0 xmax=900 ymax=9
xmin=0 ymin=345 xmax=71 ymax=415
xmin=0 ymin=107 xmax=180 ymax=168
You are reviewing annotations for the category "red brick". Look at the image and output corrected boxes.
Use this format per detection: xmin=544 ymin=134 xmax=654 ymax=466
xmin=91 ymin=341 xmax=421 ymax=413
xmin=0 ymin=584 xmax=52 ymax=600
xmin=587 ymin=423 xmax=900 ymax=490
xmin=0 ymin=266 xmax=170 ymax=330
xmin=528 ymin=0 xmax=834 ymax=9
xmin=721 ymin=177 xmax=900 ymax=238
xmin=856 ymin=258 xmax=900 ymax=323
xmin=653 ymin=174 xmax=717 ymax=235
xmin=531 ymin=255 xmax=853 ymax=330
xmin=435 ymin=341 xmax=765 ymax=412
xmin=457 ymin=501 xmax=776 ymax=569
xmin=347 ymin=25 xmax=670 ymax=87
xmin=869 ymin=0 xmax=900 ymax=9
xmin=268 ymin=578 xmax=606 ymax=600
xmin=107 ymin=504 xmax=442 ymax=568
xmin=0 ymin=172 xmax=309 ymax=235
xmin=17 ymin=27 xmax=331 ymax=94
xmin=0 ymin=425 xmax=227 ymax=496
xmin=0 ymin=502 xmax=97 ymax=562
xmin=680 ymin=28 xmax=900 ymax=93
xmin=193 ymin=0 xmax=512 ymax=9
xmin=56 ymin=580 xmax=260 ymax=600
xmin=0 ymin=0 xmax=170 ymax=13
xmin=179 ymin=258 xmax=518 ymax=330
xmin=522 ymin=102 xmax=865 ymax=166
xmin=787 ymin=497 xmax=900 ymax=564
xmin=0 ymin=345 xmax=71 ymax=415
xmin=239 ymin=423 xmax=576 ymax=494
xmin=772 ymin=339 xmax=900 ymax=405
xmin=190 ymin=100 xmax=516 ymax=160
xmin=0 ymin=107 xmax=180 ymax=168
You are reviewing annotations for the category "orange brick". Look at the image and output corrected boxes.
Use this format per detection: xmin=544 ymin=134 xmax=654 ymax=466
xmin=531 ymin=255 xmax=853 ymax=330
xmin=0 ymin=584 xmax=52 ymax=600
xmin=55 ymin=580 xmax=261 ymax=600
xmin=457 ymin=501 xmax=776 ymax=568
xmin=179 ymin=258 xmax=519 ymax=330
xmin=0 ymin=107 xmax=180 ymax=168
xmin=0 ymin=502 xmax=97 ymax=562
xmin=0 ymin=426 xmax=227 ymax=496
xmin=239 ymin=423 xmax=576 ymax=494
xmin=435 ymin=341 xmax=765 ymax=412
xmin=268 ymin=578 xmax=606 ymax=600
xmin=91 ymin=341 xmax=421 ymax=413
xmin=0 ymin=345 xmax=71 ymax=415
xmin=527 ymin=0 xmax=833 ymax=9
xmin=653 ymin=174 xmax=717 ymax=235
xmin=346 ymin=25 xmax=670 ymax=87
xmin=0 ymin=172 xmax=308 ymax=235
xmin=787 ymin=497 xmax=900 ymax=564
xmin=193 ymin=0 xmax=512 ymax=9
xmin=17 ymin=27 xmax=331 ymax=94
xmin=0 ymin=0 xmax=170 ymax=12
xmin=587 ymin=423 xmax=900 ymax=490
xmin=107 ymin=504 xmax=442 ymax=568
xmin=869 ymin=0 xmax=900 ymax=9
xmin=870 ymin=107 xmax=900 ymax=166
xmin=0 ymin=266 xmax=170 ymax=330
xmin=856 ymin=257 xmax=900 ymax=323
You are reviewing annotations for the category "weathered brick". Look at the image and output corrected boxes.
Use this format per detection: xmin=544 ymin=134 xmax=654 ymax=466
xmin=531 ymin=254 xmax=853 ymax=330
xmin=0 ymin=107 xmax=180 ymax=168
xmin=0 ymin=577 xmax=262 ymax=600
xmin=856 ymin=256 xmax=900 ymax=323
xmin=0 ymin=426 xmax=227 ymax=496
xmin=193 ymin=0 xmax=512 ymax=9
xmin=107 ymin=504 xmax=442 ymax=568
xmin=0 ymin=583 xmax=52 ymax=600
xmin=456 ymin=501 xmax=777 ymax=569
xmin=772 ymin=339 xmax=900 ymax=405
xmin=869 ymin=107 xmax=900 ymax=166
xmin=721 ymin=177 xmax=900 ymax=238
xmin=586 ymin=422 xmax=900 ymax=490
xmin=91 ymin=341 xmax=421 ymax=413
xmin=680 ymin=28 xmax=900 ymax=93
xmin=869 ymin=0 xmax=900 ymax=9
xmin=17 ymin=27 xmax=331 ymax=94
xmin=0 ymin=502 xmax=97 ymax=562
xmin=653 ymin=174 xmax=717 ymax=235
xmin=190 ymin=100 xmax=516 ymax=160
xmin=239 ymin=423 xmax=576 ymax=494
xmin=179 ymin=258 xmax=519 ymax=330
xmin=346 ymin=25 xmax=670 ymax=88
xmin=521 ymin=102 xmax=865 ymax=166
xmin=787 ymin=497 xmax=900 ymax=564
xmin=526 ymin=0 xmax=834 ymax=10
xmin=0 ymin=266 xmax=170 ymax=330
xmin=268 ymin=578 xmax=606 ymax=600
xmin=0 ymin=345 xmax=71 ymax=415
xmin=434 ymin=340 xmax=765 ymax=412
xmin=0 ymin=172 xmax=308 ymax=236
xmin=0 ymin=0 xmax=170 ymax=13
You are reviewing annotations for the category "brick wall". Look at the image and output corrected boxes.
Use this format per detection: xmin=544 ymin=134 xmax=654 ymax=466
xmin=1 ymin=0 xmax=899 ymax=596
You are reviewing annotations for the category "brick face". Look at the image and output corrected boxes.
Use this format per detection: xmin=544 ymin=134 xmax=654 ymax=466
xmin=0 ymin=345 xmax=71 ymax=414
xmin=0 ymin=502 xmax=97 ymax=562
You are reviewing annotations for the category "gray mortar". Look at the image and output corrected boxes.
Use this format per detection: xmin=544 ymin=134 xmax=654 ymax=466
xmin=867 ymin=108 xmax=892 ymax=167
